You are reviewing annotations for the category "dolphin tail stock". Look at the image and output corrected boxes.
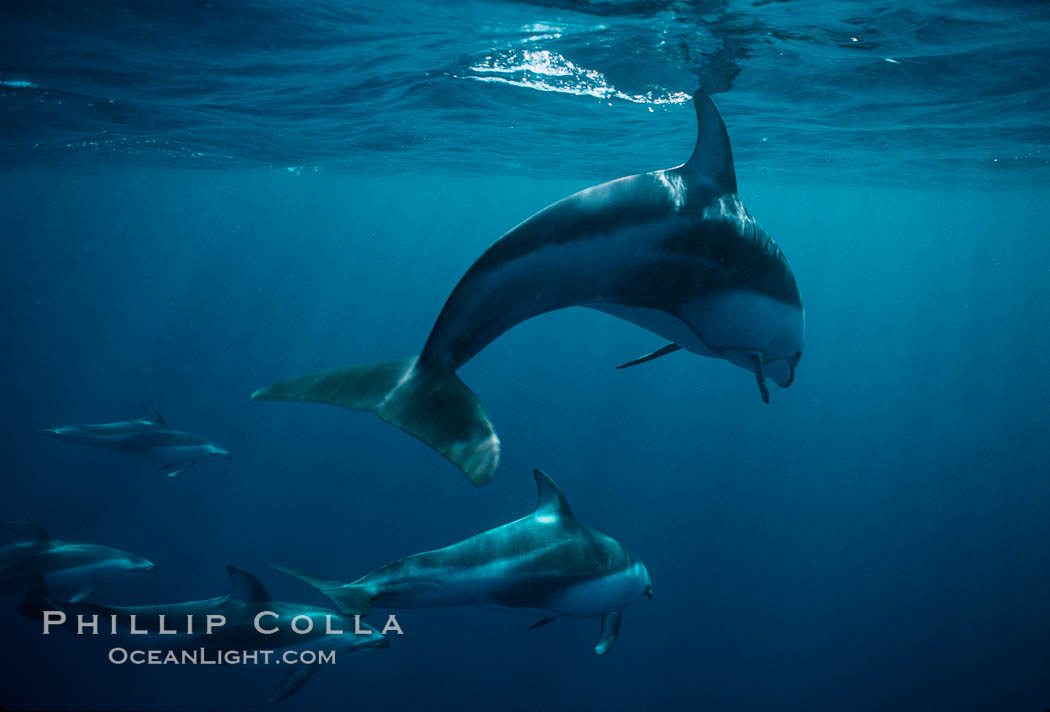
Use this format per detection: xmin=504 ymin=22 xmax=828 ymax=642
xmin=265 ymin=663 xmax=320 ymax=706
xmin=251 ymin=356 xmax=500 ymax=486
xmin=271 ymin=565 xmax=373 ymax=616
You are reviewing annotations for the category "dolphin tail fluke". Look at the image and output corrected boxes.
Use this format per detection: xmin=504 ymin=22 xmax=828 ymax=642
xmin=251 ymin=356 xmax=500 ymax=486
xmin=272 ymin=565 xmax=373 ymax=616
xmin=266 ymin=663 xmax=320 ymax=705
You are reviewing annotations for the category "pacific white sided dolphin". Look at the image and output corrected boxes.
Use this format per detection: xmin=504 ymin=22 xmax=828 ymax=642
xmin=41 ymin=406 xmax=231 ymax=477
xmin=0 ymin=522 xmax=155 ymax=602
xmin=275 ymin=469 xmax=652 ymax=655
xmin=22 ymin=566 xmax=389 ymax=705
xmin=252 ymin=90 xmax=804 ymax=486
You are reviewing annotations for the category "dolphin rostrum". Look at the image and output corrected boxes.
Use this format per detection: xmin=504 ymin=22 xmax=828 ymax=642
xmin=0 ymin=522 xmax=155 ymax=602
xmin=275 ymin=469 xmax=652 ymax=656
xmin=41 ymin=406 xmax=231 ymax=477
xmin=252 ymin=91 xmax=804 ymax=486
xmin=23 ymin=566 xmax=389 ymax=705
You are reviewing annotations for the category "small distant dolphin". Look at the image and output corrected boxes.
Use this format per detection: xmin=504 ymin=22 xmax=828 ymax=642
xmin=252 ymin=90 xmax=804 ymax=486
xmin=41 ymin=406 xmax=231 ymax=477
xmin=0 ymin=522 xmax=155 ymax=602
xmin=276 ymin=470 xmax=651 ymax=655
xmin=23 ymin=566 xmax=389 ymax=705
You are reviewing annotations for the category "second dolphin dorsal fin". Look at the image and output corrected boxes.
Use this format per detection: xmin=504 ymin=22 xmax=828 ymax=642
xmin=139 ymin=403 xmax=167 ymax=426
xmin=225 ymin=565 xmax=271 ymax=603
xmin=532 ymin=470 xmax=575 ymax=521
xmin=1 ymin=521 xmax=50 ymax=544
xmin=29 ymin=524 xmax=50 ymax=543
xmin=681 ymin=90 xmax=737 ymax=196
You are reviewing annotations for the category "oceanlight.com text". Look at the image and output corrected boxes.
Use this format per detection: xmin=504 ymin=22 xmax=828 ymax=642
xmin=107 ymin=647 xmax=336 ymax=665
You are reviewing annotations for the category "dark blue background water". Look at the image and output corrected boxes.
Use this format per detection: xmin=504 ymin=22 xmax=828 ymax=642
xmin=2 ymin=1 xmax=1049 ymax=710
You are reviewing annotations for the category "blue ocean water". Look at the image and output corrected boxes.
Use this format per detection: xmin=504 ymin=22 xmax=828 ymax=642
xmin=2 ymin=1 xmax=1049 ymax=711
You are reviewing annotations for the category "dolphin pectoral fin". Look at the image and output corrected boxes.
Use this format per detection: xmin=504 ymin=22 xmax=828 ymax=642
xmin=594 ymin=609 xmax=623 ymax=655
xmin=615 ymin=343 xmax=681 ymax=370
xmin=68 ymin=585 xmax=97 ymax=603
xmin=252 ymin=356 xmax=500 ymax=486
xmin=528 ymin=617 xmax=555 ymax=630
xmin=272 ymin=565 xmax=373 ymax=616
xmin=265 ymin=663 xmax=319 ymax=706
xmin=750 ymin=354 xmax=770 ymax=404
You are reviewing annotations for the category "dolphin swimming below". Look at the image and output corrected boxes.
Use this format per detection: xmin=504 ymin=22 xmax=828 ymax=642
xmin=22 ymin=566 xmax=389 ymax=705
xmin=276 ymin=469 xmax=651 ymax=655
xmin=0 ymin=522 xmax=155 ymax=602
xmin=41 ymin=406 xmax=231 ymax=477
xmin=252 ymin=90 xmax=804 ymax=486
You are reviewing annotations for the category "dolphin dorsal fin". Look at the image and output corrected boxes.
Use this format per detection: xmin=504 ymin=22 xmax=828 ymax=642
xmin=532 ymin=470 xmax=575 ymax=520
xmin=681 ymin=90 xmax=737 ymax=196
xmin=18 ymin=572 xmax=54 ymax=619
xmin=139 ymin=403 xmax=167 ymax=426
xmin=225 ymin=565 xmax=271 ymax=603
xmin=2 ymin=522 xmax=50 ymax=543
xmin=29 ymin=524 xmax=50 ymax=543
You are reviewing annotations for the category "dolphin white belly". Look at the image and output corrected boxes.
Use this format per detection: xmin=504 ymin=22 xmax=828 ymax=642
xmin=543 ymin=562 xmax=651 ymax=618
xmin=44 ymin=563 xmax=122 ymax=595
xmin=143 ymin=445 xmax=209 ymax=463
